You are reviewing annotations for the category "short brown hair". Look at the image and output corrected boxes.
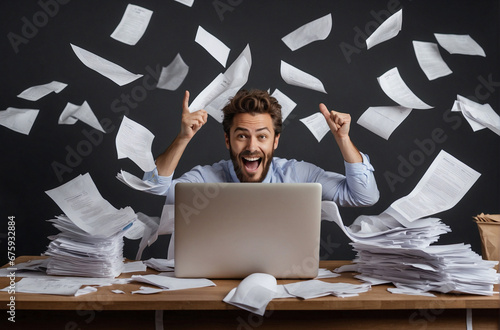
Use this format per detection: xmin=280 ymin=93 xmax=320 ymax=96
xmin=222 ymin=89 xmax=282 ymax=135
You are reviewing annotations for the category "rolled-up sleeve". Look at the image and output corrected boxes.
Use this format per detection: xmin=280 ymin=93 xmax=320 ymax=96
xmin=142 ymin=167 xmax=174 ymax=196
xmin=297 ymin=152 xmax=379 ymax=207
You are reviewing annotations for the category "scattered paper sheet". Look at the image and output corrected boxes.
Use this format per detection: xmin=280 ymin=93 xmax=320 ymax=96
xmin=385 ymin=150 xmax=481 ymax=225
xmin=366 ymin=9 xmax=402 ymax=49
xmin=45 ymin=173 xmax=136 ymax=237
xmin=132 ymin=273 xmax=215 ymax=290
xmin=195 ymin=26 xmax=230 ymax=67
xmin=434 ymin=33 xmax=486 ymax=57
xmin=115 ymin=116 xmax=156 ymax=172
xmin=282 ymin=13 xmax=332 ymax=51
xmin=377 ymin=67 xmax=433 ymax=109
xmin=283 ymin=280 xmax=371 ymax=299
xmin=223 ymin=273 xmax=277 ymax=316
xmin=9 ymin=278 xmax=82 ymax=295
xmin=357 ymin=106 xmax=412 ymax=140
xmin=157 ymin=53 xmax=189 ymax=90
xmin=134 ymin=212 xmax=161 ymax=260
xmin=70 ymin=43 xmax=143 ymax=86
xmin=122 ymin=261 xmax=147 ymax=273
xmin=413 ymin=41 xmax=452 ymax=80
xmin=315 ymin=268 xmax=341 ymax=279
xmin=0 ymin=107 xmax=39 ymax=135
xmin=388 ymin=287 xmax=436 ymax=297
xmin=123 ymin=217 xmax=146 ymax=239
xmin=190 ymin=44 xmax=252 ymax=122
xmin=75 ymin=286 xmax=98 ymax=297
xmin=271 ymin=88 xmax=296 ymax=122
xmin=111 ymin=4 xmax=153 ymax=46
xmin=452 ymin=95 xmax=500 ymax=136
xmin=175 ymin=0 xmax=194 ymax=7
xmin=58 ymin=101 xmax=105 ymax=132
xmin=17 ymin=81 xmax=67 ymax=101
xmin=280 ymin=60 xmax=327 ymax=94
xmin=143 ymin=258 xmax=175 ymax=272
xmin=300 ymin=112 xmax=330 ymax=142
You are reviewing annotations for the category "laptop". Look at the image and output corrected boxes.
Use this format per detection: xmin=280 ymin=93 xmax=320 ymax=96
xmin=174 ymin=182 xmax=322 ymax=279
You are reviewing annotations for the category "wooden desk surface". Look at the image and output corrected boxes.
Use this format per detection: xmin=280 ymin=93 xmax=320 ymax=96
xmin=1 ymin=256 xmax=499 ymax=311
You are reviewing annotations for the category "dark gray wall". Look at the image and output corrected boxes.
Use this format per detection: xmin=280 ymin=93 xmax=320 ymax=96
xmin=1 ymin=0 xmax=499 ymax=264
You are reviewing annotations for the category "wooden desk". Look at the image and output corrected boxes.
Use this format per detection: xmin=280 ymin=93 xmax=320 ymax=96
xmin=1 ymin=256 xmax=498 ymax=329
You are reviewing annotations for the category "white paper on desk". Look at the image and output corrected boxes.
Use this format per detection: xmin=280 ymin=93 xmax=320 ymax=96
xmin=70 ymin=44 xmax=143 ymax=86
xmin=452 ymin=95 xmax=500 ymax=136
xmin=280 ymin=60 xmax=327 ymax=94
xmin=385 ymin=150 xmax=481 ymax=224
xmin=0 ymin=107 xmax=39 ymax=135
xmin=143 ymin=258 xmax=175 ymax=272
xmin=115 ymin=116 xmax=156 ymax=172
xmin=111 ymin=4 xmax=152 ymax=46
xmin=17 ymin=81 xmax=67 ymax=101
xmin=357 ymin=106 xmax=412 ymax=140
xmin=366 ymin=9 xmax=402 ymax=49
xmin=195 ymin=26 xmax=230 ymax=67
xmin=10 ymin=278 xmax=82 ymax=295
xmin=271 ymin=88 xmax=296 ymax=122
xmin=132 ymin=274 xmax=215 ymax=290
xmin=300 ymin=112 xmax=330 ymax=142
xmin=316 ymin=268 xmax=341 ymax=279
xmin=189 ymin=44 xmax=252 ymax=122
xmin=223 ymin=273 xmax=277 ymax=316
xmin=282 ymin=13 xmax=332 ymax=51
xmin=283 ymin=280 xmax=371 ymax=299
xmin=388 ymin=287 xmax=436 ymax=297
xmin=413 ymin=41 xmax=452 ymax=80
xmin=132 ymin=286 xmax=163 ymax=294
xmin=122 ymin=261 xmax=147 ymax=273
xmin=434 ymin=33 xmax=486 ymax=57
xmin=59 ymin=101 xmax=105 ymax=132
xmin=377 ymin=67 xmax=433 ymax=109
xmin=157 ymin=53 xmax=189 ymax=91
xmin=75 ymin=286 xmax=98 ymax=297
xmin=45 ymin=173 xmax=136 ymax=237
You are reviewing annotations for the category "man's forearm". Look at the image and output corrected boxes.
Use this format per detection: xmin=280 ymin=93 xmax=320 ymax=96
xmin=155 ymin=135 xmax=190 ymax=177
xmin=335 ymin=136 xmax=362 ymax=163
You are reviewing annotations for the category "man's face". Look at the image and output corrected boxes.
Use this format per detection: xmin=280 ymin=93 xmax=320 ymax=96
xmin=225 ymin=113 xmax=280 ymax=182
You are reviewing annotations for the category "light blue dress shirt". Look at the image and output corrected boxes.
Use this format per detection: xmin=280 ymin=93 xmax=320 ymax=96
xmin=143 ymin=152 xmax=379 ymax=207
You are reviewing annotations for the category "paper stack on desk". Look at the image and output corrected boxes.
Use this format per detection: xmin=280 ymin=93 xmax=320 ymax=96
xmin=44 ymin=173 xmax=137 ymax=278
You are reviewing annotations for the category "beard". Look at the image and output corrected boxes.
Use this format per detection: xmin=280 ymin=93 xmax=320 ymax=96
xmin=229 ymin=145 xmax=274 ymax=183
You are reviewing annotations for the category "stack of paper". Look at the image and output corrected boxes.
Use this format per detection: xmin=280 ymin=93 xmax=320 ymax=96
xmin=351 ymin=242 xmax=498 ymax=296
xmin=44 ymin=173 xmax=137 ymax=278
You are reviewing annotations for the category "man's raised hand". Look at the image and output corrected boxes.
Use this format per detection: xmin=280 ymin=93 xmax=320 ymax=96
xmin=179 ymin=90 xmax=208 ymax=141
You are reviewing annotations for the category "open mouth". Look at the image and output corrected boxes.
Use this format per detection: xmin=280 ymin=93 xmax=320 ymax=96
xmin=242 ymin=156 xmax=262 ymax=172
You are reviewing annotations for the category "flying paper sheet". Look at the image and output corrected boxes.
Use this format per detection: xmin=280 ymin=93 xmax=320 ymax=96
xmin=434 ymin=33 xmax=486 ymax=57
xmin=70 ymin=43 xmax=143 ymax=86
xmin=17 ymin=81 xmax=67 ymax=101
xmin=115 ymin=116 xmax=156 ymax=172
xmin=300 ymin=112 xmax=330 ymax=142
xmin=157 ymin=53 xmax=189 ymax=91
xmin=45 ymin=173 xmax=136 ymax=237
xmin=195 ymin=26 xmax=230 ymax=67
xmin=110 ymin=4 xmax=153 ymax=46
xmin=175 ymin=0 xmax=194 ymax=7
xmin=385 ymin=150 xmax=481 ymax=225
xmin=282 ymin=13 xmax=332 ymax=51
xmin=0 ymin=107 xmax=39 ymax=135
xmin=280 ymin=60 xmax=327 ymax=94
xmin=452 ymin=95 xmax=500 ymax=136
xmin=413 ymin=41 xmax=452 ymax=80
xmin=271 ymin=88 xmax=296 ymax=122
xmin=58 ymin=101 xmax=105 ymax=132
xmin=377 ymin=67 xmax=433 ymax=109
xmin=189 ymin=44 xmax=252 ymax=122
xmin=366 ymin=9 xmax=402 ymax=49
xmin=357 ymin=106 xmax=412 ymax=140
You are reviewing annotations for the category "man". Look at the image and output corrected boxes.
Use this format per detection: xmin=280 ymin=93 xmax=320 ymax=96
xmin=144 ymin=89 xmax=379 ymax=208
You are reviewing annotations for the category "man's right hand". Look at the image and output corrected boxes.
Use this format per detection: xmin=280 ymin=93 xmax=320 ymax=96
xmin=178 ymin=90 xmax=208 ymax=141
